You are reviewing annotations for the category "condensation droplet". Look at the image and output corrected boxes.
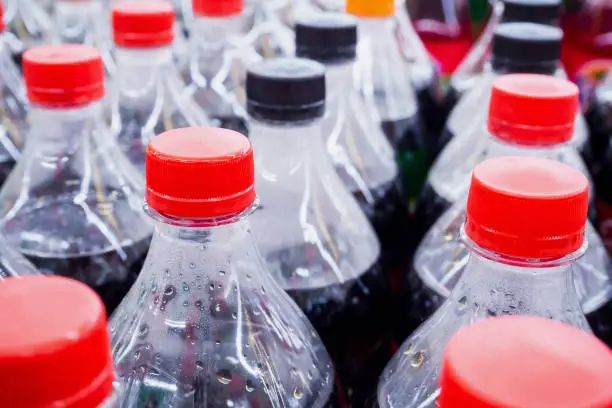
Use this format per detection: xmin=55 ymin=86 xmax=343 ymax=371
xmin=246 ymin=273 xmax=252 ymax=280
xmin=307 ymin=370 xmax=313 ymax=380
xmin=293 ymin=386 xmax=304 ymax=400
xmin=411 ymin=351 xmax=426 ymax=368
xmin=231 ymin=312 xmax=237 ymax=320
xmin=245 ymin=379 xmax=255 ymax=393
xmin=195 ymin=300 xmax=205 ymax=311
xmin=216 ymin=369 xmax=232 ymax=385
xmin=164 ymin=268 xmax=170 ymax=276
xmin=183 ymin=300 xmax=189 ymax=307
xmin=196 ymin=360 xmax=205 ymax=370
xmin=137 ymin=323 xmax=149 ymax=339
xmin=189 ymin=263 xmax=196 ymax=269
xmin=402 ymin=343 xmax=415 ymax=356
xmin=209 ymin=283 xmax=215 ymax=292
xmin=183 ymin=282 xmax=190 ymax=292
xmin=219 ymin=270 xmax=226 ymax=276
xmin=290 ymin=366 xmax=298 ymax=376
xmin=456 ymin=296 xmax=468 ymax=314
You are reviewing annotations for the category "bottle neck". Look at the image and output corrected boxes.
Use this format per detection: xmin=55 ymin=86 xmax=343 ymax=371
xmin=492 ymin=59 xmax=558 ymax=76
xmin=114 ymin=47 xmax=173 ymax=95
xmin=325 ymin=61 xmax=354 ymax=103
xmin=250 ymin=117 xmax=326 ymax=158
xmin=456 ymin=234 xmax=589 ymax=327
xmin=189 ymin=15 xmax=244 ymax=79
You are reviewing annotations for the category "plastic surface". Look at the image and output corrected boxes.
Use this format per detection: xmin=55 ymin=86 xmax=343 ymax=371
xmin=0 ymin=276 xmax=115 ymax=408
xmin=5 ymin=0 xmax=52 ymax=48
xmin=489 ymin=74 xmax=578 ymax=145
xmin=379 ymin=157 xmax=593 ymax=408
xmin=439 ymin=316 xmax=612 ymax=408
xmin=242 ymin=0 xmax=295 ymax=58
xmin=23 ymin=44 xmax=104 ymax=105
xmin=146 ymin=127 xmax=255 ymax=218
xmin=451 ymin=0 xmax=562 ymax=98
xmin=181 ymin=11 xmax=254 ymax=135
xmin=112 ymin=1 xmax=175 ymax=48
xmin=110 ymin=4 xmax=211 ymax=175
xmin=466 ymin=157 xmax=589 ymax=259
xmin=0 ymin=44 xmax=152 ymax=315
xmin=111 ymin=127 xmax=334 ymax=408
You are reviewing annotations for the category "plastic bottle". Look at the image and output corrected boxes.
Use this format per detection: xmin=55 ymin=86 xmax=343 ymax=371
xmin=294 ymin=13 xmax=411 ymax=294
xmin=109 ymin=1 xmax=211 ymax=175
xmin=562 ymin=0 xmax=612 ymax=105
xmin=4 ymin=0 xmax=51 ymax=50
xmin=449 ymin=0 xmax=562 ymax=108
xmin=0 ymin=2 xmax=29 ymax=187
xmin=52 ymin=0 xmax=115 ymax=75
xmin=346 ymin=0 xmax=429 ymax=204
xmin=438 ymin=316 xmax=612 ymax=408
xmin=408 ymin=74 xmax=612 ymax=346
xmin=182 ymin=0 xmax=254 ymax=136
xmin=246 ymin=57 xmax=393 ymax=406
xmin=110 ymin=126 xmax=334 ymax=408
xmin=0 ymin=275 xmax=116 ymax=407
xmin=243 ymin=0 xmax=295 ymax=57
xmin=379 ymin=155 xmax=594 ymax=407
xmin=428 ymin=22 xmax=588 ymax=213
xmin=0 ymin=44 xmax=152 ymax=315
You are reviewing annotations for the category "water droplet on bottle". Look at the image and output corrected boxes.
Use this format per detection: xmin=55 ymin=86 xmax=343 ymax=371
xmin=164 ymin=268 xmax=170 ymax=276
xmin=195 ymin=300 xmax=204 ymax=311
xmin=246 ymin=273 xmax=252 ymax=280
xmin=261 ymin=286 xmax=266 ymax=294
xmin=411 ymin=351 xmax=426 ymax=368
xmin=293 ymin=386 xmax=304 ymax=400
xmin=163 ymin=285 xmax=177 ymax=300
xmin=253 ymin=309 xmax=261 ymax=316
xmin=151 ymin=283 xmax=157 ymax=293
xmin=183 ymin=300 xmax=189 ymax=307
xmin=219 ymin=270 xmax=226 ymax=276
xmin=214 ymin=303 xmax=222 ymax=314
xmin=209 ymin=283 xmax=215 ymax=292
xmin=216 ymin=369 xmax=232 ymax=385
xmin=196 ymin=360 xmax=205 ymax=370
xmin=215 ymin=339 xmax=221 ymax=346
xmin=231 ymin=312 xmax=237 ymax=320
xmin=137 ymin=323 xmax=149 ymax=339
xmin=183 ymin=282 xmax=190 ymax=292
xmin=189 ymin=263 xmax=196 ymax=269
xmin=402 ymin=343 xmax=415 ymax=356
xmin=290 ymin=366 xmax=298 ymax=376
xmin=245 ymin=379 xmax=255 ymax=393
xmin=456 ymin=296 xmax=469 ymax=314
xmin=307 ymin=370 xmax=313 ymax=380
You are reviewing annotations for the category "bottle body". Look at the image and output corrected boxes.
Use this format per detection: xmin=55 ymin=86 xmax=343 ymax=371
xmin=0 ymin=102 xmax=152 ymax=314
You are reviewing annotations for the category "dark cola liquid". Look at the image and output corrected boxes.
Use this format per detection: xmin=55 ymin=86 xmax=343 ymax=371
xmin=25 ymin=239 xmax=149 ymax=315
xmin=0 ymin=159 xmax=15 ymax=188
xmin=412 ymin=182 xmax=453 ymax=250
xmin=381 ymin=115 xmax=430 ymax=205
xmin=353 ymin=177 xmax=412 ymax=294
xmin=587 ymin=302 xmax=612 ymax=348
xmin=281 ymin=259 xmax=396 ymax=407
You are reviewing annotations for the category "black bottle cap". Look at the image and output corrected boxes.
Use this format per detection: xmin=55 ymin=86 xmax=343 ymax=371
xmin=295 ymin=12 xmax=357 ymax=64
xmin=502 ymin=0 xmax=561 ymax=25
xmin=492 ymin=22 xmax=562 ymax=75
xmin=246 ymin=57 xmax=326 ymax=123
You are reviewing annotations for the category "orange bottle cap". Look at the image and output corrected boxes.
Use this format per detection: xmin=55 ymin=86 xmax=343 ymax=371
xmin=346 ymin=0 xmax=394 ymax=18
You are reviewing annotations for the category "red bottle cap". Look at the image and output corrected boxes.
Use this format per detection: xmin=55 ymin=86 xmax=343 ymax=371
xmin=23 ymin=44 xmax=105 ymax=106
xmin=112 ymin=1 xmax=175 ymax=48
xmin=146 ymin=127 xmax=255 ymax=218
xmin=465 ymin=156 xmax=589 ymax=259
xmin=0 ymin=276 xmax=114 ymax=408
xmin=0 ymin=2 xmax=6 ymax=32
xmin=488 ymin=74 xmax=579 ymax=145
xmin=439 ymin=316 xmax=612 ymax=408
xmin=193 ymin=0 xmax=243 ymax=17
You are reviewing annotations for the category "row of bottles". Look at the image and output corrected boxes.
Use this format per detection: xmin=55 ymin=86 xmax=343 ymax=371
xmin=0 ymin=0 xmax=610 ymax=407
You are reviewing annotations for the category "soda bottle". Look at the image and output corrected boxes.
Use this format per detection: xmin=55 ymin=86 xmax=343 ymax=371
xmin=181 ymin=0 xmax=253 ymax=136
xmin=449 ymin=0 xmax=562 ymax=109
xmin=408 ymin=74 xmax=612 ymax=346
xmin=0 ymin=44 xmax=152 ymax=315
xmin=4 ymin=0 xmax=51 ymax=50
xmin=246 ymin=57 xmax=394 ymax=407
xmin=379 ymin=155 xmax=594 ymax=407
xmin=0 ymin=2 xmax=29 ymax=187
xmin=562 ymin=0 xmax=612 ymax=106
xmin=346 ymin=0 xmax=429 ymax=204
xmin=423 ymin=22 xmax=587 ymax=230
xmin=0 ymin=275 xmax=116 ymax=407
xmin=244 ymin=0 xmax=295 ymax=57
xmin=110 ymin=126 xmax=334 ymax=407
xmin=52 ymin=0 xmax=115 ymax=75
xmin=438 ymin=316 xmax=612 ymax=408
xmin=109 ymin=1 xmax=211 ymax=175
xmin=294 ymin=13 xmax=412 ymax=293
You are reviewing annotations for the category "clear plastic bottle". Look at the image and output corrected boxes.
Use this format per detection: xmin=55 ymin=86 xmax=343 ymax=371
xmin=449 ymin=0 xmax=562 ymax=108
xmin=0 ymin=3 xmax=29 ymax=187
xmin=0 ymin=275 xmax=117 ymax=407
xmin=0 ymin=44 xmax=152 ymax=315
xmin=438 ymin=316 xmax=612 ymax=408
xmin=294 ymin=13 xmax=411 ymax=293
xmin=346 ymin=0 xmax=428 ymax=204
xmin=246 ymin=57 xmax=393 ymax=406
xmin=243 ymin=0 xmax=295 ymax=57
xmin=408 ymin=74 xmax=612 ymax=346
xmin=379 ymin=156 xmax=594 ymax=407
xmin=109 ymin=1 xmax=211 ymax=175
xmin=4 ymin=0 xmax=52 ymax=51
xmin=181 ymin=0 xmax=254 ymax=136
xmin=52 ymin=0 xmax=116 ymax=75
xmin=426 ymin=22 xmax=588 ymax=219
xmin=110 ymin=126 xmax=334 ymax=408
